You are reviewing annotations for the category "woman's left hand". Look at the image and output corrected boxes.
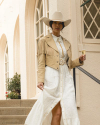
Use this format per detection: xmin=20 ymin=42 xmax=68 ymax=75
xmin=79 ymin=54 xmax=86 ymax=62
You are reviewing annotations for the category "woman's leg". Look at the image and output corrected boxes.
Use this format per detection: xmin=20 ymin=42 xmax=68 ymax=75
xmin=51 ymin=101 xmax=62 ymax=125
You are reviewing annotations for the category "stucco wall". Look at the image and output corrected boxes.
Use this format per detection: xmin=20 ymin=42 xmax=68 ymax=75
xmin=78 ymin=51 xmax=100 ymax=125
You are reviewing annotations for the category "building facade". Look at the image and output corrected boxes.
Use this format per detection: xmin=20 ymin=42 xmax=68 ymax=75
xmin=0 ymin=0 xmax=100 ymax=124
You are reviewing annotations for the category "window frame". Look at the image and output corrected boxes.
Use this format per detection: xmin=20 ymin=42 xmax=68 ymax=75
xmin=81 ymin=0 xmax=100 ymax=43
xmin=35 ymin=0 xmax=44 ymax=42
xmin=45 ymin=0 xmax=50 ymax=34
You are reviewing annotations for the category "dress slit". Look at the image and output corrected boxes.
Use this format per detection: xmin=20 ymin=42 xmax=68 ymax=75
xmin=42 ymin=97 xmax=61 ymax=124
xmin=42 ymin=98 xmax=67 ymax=125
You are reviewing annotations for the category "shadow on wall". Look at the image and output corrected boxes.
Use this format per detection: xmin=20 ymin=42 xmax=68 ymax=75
xmin=0 ymin=34 xmax=8 ymax=100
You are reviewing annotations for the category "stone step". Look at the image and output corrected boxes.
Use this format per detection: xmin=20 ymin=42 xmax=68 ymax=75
xmin=0 ymin=115 xmax=27 ymax=124
xmin=0 ymin=99 xmax=37 ymax=107
xmin=1 ymin=124 xmax=24 ymax=125
xmin=0 ymin=107 xmax=32 ymax=115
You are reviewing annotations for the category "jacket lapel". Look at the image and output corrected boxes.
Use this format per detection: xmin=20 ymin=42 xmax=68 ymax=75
xmin=45 ymin=33 xmax=59 ymax=52
xmin=62 ymin=36 xmax=70 ymax=52
xmin=45 ymin=33 xmax=70 ymax=53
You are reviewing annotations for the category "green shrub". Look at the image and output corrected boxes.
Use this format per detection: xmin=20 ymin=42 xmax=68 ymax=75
xmin=7 ymin=92 xmax=19 ymax=99
xmin=6 ymin=72 xmax=21 ymax=99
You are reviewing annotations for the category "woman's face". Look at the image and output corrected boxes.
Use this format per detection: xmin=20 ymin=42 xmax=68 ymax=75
xmin=52 ymin=21 xmax=63 ymax=33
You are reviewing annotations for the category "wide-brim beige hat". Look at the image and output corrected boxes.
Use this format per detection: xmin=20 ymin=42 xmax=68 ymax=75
xmin=43 ymin=11 xmax=71 ymax=27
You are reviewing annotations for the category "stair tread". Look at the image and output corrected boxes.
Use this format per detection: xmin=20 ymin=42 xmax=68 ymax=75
xmin=0 ymin=99 xmax=37 ymax=107
xmin=0 ymin=124 xmax=24 ymax=125
xmin=0 ymin=100 xmax=36 ymax=124
xmin=0 ymin=115 xmax=27 ymax=117
xmin=0 ymin=107 xmax=31 ymax=108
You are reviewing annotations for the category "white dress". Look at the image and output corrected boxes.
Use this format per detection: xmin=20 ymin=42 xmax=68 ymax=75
xmin=24 ymin=34 xmax=80 ymax=125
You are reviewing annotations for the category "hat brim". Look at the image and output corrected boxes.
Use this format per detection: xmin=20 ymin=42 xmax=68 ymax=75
xmin=42 ymin=17 xmax=71 ymax=27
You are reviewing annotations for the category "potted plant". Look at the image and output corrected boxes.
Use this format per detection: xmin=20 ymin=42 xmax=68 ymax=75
xmin=6 ymin=72 xmax=21 ymax=99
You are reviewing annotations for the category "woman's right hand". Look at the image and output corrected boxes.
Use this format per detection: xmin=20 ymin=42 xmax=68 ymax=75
xmin=37 ymin=82 xmax=44 ymax=91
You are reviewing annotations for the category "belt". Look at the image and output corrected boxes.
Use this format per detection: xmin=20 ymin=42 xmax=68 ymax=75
xmin=59 ymin=58 xmax=66 ymax=65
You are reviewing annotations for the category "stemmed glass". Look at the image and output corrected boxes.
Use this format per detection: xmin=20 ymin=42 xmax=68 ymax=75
xmin=82 ymin=44 xmax=86 ymax=55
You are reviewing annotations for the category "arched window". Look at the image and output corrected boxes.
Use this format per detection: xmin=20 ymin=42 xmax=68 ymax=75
xmin=82 ymin=0 xmax=100 ymax=43
xmin=35 ymin=0 xmax=50 ymax=42
xmin=5 ymin=43 xmax=9 ymax=93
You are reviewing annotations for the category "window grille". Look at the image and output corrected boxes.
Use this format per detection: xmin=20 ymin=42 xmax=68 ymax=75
xmin=46 ymin=0 xmax=50 ymax=34
xmin=35 ymin=0 xmax=50 ymax=43
xmin=36 ymin=0 xmax=44 ymax=42
xmin=82 ymin=0 xmax=100 ymax=39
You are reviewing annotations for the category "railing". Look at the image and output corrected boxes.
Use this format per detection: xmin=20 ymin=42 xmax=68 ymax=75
xmin=80 ymin=0 xmax=91 ymax=7
xmin=80 ymin=0 xmax=100 ymax=7
xmin=73 ymin=67 xmax=100 ymax=98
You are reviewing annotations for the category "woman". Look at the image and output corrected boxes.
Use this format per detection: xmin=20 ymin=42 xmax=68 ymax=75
xmin=25 ymin=11 xmax=86 ymax=125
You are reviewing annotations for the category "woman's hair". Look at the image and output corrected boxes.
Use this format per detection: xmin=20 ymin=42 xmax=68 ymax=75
xmin=49 ymin=21 xmax=65 ymax=30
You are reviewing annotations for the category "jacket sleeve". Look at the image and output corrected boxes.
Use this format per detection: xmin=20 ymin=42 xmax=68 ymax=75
xmin=69 ymin=44 xmax=84 ymax=69
xmin=37 ymin=38 xmax=46 ymax=83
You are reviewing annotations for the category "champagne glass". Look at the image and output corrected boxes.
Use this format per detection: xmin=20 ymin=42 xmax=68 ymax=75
xmin=82 ymin=44 xmax=86 ymax=55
